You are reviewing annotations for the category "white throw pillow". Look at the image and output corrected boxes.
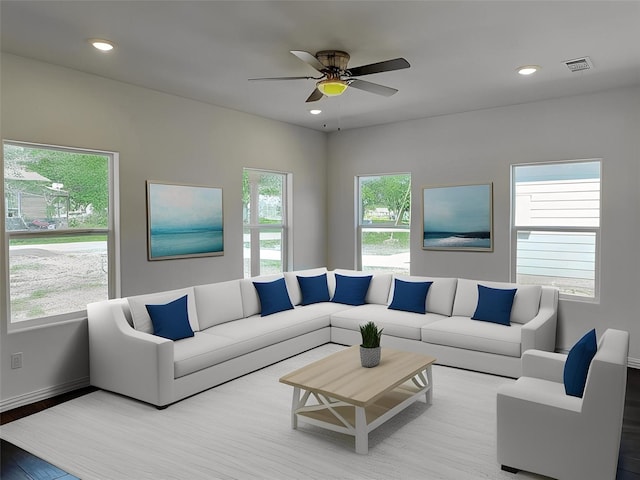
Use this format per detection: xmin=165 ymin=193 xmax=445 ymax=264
xmin=194 ymin=280 xmax=244 ymax=329
xmin=128 ymin=287 xmax=200 ymax=334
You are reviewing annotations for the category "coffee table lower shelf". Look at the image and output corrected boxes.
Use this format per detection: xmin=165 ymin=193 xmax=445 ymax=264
xmin=291 ymin=377 xmax=432 ymax=454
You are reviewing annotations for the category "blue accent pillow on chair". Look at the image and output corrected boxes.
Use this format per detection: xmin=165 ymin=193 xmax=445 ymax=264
xmin=145 ymin=295 xmax=194 ymax=341
xmin=564 ymin=329 xmax=598 ymax=398
xmin=253 ymin=278 xmax=294 ymax=316
xmin=297 ymin=274 xmax=330 ymax=305
xmin=331 ymin=274 xmax=372 ymax=306
xmin=388 ymin=279 xmax=433 ymax=314
xmin=471 ymin=284 xmax=517 ymax=326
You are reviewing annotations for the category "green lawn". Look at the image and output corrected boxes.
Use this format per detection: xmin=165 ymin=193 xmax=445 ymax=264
xmin=10 ymin=235 xmax=107 ymax=246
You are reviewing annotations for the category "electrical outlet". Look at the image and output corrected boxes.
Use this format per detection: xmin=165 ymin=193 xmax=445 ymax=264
xmin=11 ymin=353 xmax=23 ymax=369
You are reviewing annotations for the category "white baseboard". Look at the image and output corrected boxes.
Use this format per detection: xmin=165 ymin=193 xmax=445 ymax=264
xmin=628 ymin=357 xmax=640 ymax=369
xmin=0 ymin=377 xmax=90 ymax=413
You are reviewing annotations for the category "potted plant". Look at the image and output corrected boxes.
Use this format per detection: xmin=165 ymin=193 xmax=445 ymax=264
xmin=359 ymin=321 xmax=383 ymax=367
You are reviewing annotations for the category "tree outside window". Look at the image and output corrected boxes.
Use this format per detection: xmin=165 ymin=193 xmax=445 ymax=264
xmin=358 ymin=174 xmax=411 ymax=274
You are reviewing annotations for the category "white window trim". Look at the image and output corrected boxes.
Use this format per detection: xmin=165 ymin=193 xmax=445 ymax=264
xmin=4 ymin=140 xmax=120 ymax=331
xmin=510 ymin=159 xmax=601 ymax=303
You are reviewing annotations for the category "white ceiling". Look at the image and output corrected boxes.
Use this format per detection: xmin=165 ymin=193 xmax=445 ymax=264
xmin=2 ymin=1 xmax=639 ymax=132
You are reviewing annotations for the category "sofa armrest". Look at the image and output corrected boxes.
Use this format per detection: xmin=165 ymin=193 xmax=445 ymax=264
xmin=88 ymin=300 xmax=174 ymax=407
xmin=520 ymin=287 xmax=558 ymax=353
xmin=521 ymin=349 xmax=567 ymax=383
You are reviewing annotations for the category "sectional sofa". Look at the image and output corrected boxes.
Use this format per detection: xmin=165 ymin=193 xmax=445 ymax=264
xmin=87 ymin=268 xmax=558 ymax=408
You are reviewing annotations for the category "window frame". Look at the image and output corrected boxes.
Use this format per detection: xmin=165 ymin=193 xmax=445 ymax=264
xmin=510 ymin=159 xmax=601 ymax=303
xmin=3 ymin=140 xmax=120 ymax=330
xmin=242 ymin=168 xmax=291 ymax=278
xmin=356 ymin=173 xmax=411 ymax=274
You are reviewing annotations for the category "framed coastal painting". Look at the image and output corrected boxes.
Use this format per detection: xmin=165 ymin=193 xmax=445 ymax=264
xmin=422 ymin=183 xmax=493 ymax=251
xmin=146 ymin=181 xmax=224 ymax=260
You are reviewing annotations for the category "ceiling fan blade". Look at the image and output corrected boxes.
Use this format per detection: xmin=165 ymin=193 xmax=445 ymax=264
xmin=248 ymin=76 xmax=315 ymax=81
xmin=347 ymin=58 xmax=410 ymax=77
xmin=305 ymin=88 xmax=324 ymax=103
xmin=348 ymin=79 xmax=398 ymax=97
xmin=290 ymin=50 xmax=326 ymax=72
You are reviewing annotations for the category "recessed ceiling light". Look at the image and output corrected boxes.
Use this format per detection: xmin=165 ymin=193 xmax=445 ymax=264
xmin=89 ymin=39 xmax=115 ymax=52
xmin=309 ymin=109 xmax=322 ymax=115
xmin=517 ymin=65 xmax=541 ymax=76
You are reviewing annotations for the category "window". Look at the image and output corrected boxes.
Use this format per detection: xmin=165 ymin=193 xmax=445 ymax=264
xmin=512 ymin=160 xmax=601 ymax=300
xmin=242 ymin=169 xmax=290 ymax=278
xmin=4 ymin=141 xmax=119 ymax=325
xmin=357 ymin=174 xmax=411 ymax=274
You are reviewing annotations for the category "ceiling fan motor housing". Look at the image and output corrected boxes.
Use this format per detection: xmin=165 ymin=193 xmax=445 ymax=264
xmin=316 ymin=50 xmax=350 ymax=72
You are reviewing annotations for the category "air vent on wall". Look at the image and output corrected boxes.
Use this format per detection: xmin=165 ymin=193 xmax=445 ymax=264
xmin=563 ymin=56 xmax=593 ymax=72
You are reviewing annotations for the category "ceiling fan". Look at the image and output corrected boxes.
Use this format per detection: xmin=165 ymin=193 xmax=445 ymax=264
xmin=249 ymin=50 xmax=410 ymax=102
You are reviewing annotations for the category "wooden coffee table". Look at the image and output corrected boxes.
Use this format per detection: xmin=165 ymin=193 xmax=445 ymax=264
xmin=279 ymin=346 xmax=436 ymax=454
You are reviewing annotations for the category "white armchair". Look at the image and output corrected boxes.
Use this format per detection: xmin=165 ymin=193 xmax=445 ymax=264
xmin=496 ymin=328 xmax=629 ymax=480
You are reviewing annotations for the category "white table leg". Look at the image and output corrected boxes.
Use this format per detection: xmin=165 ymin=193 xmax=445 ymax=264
xmin=426 ymin=366 xmax=433 ymax=405
xmin=291 ymin=387 xmax=300 ymax=429
xmin=355 ymin=406 xmax=368 ymax=454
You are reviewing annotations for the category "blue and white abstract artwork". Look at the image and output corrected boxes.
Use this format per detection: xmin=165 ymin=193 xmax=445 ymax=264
xmin=423 ymin=183 xmax=493 ymax=251
xmin=147 ymin=182 xmax=223 ymax=260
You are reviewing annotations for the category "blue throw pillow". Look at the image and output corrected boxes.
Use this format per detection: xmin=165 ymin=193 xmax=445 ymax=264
xmin=253 ymin=277 xmax=294 ymax=316
xmin=388 ymin=279 xmax=433 ymax=314
xmin=297 ymin=274 xmax=330 ymax=305
xmin=331 ymin=274 xmax=372 ymax=306
xmin=145 ymin=295 xmax=194 ymax=341
xmin=471 ymin=284 xmax=517 ymax=326
xmin=564 ymin=329 xmax=598 ymax=398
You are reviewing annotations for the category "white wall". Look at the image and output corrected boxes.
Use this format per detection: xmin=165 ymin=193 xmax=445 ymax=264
xmin=327 ymin=86 xmax=640 ymax=362
xmin=0 ymin=54 xmax=327 ymax=408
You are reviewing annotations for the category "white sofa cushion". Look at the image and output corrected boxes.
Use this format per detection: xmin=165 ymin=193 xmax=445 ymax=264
xmin=333 ymin=269 xmax=392 ymax=305
xmin=239 ymin=274 xmax=287 ymax=318
xmin=452 ymin=279 xmax=542 ymax=324
xmin=389 ymin=275 xmax=457 ymax=317
xmin=207 ymin=304 xmax=335 ymax=352
xmin=173 ymin=332 xmax=238 ymax=378
xmin=128 ymin=287 xmax=200 ymax=334
xmin=331 ymin=304 xmax=444 ymax=340
xmin=284 ymin=267 xmax=328 ymax=306
xmin=422 ymin=316 xmax=522 ymax=357
xmin=194 ymin=280 xmax=244 ymax=329
xmin=175 ymin=303 xmax=343 ymax=379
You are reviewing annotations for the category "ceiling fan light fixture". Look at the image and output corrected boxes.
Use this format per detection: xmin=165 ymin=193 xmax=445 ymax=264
xmin=316 ymin=79 xmax=348 ymax=96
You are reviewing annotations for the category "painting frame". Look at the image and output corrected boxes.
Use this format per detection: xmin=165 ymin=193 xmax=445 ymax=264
xmin=146 ymin=181 xmax=224 ymax=261
xmin=422 ymin=182 xmax=493 ymax=251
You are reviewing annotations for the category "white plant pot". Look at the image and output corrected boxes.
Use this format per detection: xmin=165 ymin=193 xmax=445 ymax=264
xmin=360 ymin=346 xmax=381 ymax=368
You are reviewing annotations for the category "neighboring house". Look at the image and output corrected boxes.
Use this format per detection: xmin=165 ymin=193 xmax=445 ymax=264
xmin=4 ymin=168 xmax=69 ymax=230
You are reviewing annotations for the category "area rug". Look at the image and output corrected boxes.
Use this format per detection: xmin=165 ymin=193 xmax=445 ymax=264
xmin=0 ymin=344 xmax=547 ymax=479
